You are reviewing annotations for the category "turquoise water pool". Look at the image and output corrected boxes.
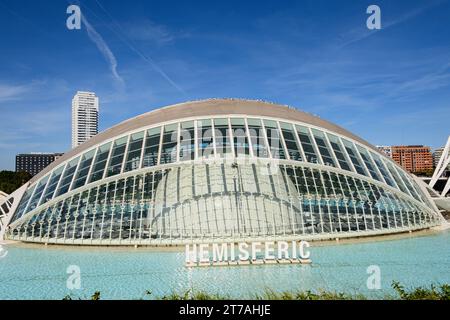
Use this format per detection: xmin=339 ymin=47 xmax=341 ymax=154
xmin=0 ymin=231 xmax=449 ymax=300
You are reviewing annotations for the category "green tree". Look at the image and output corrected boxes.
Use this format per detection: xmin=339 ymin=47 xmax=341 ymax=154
xmin=413 ymin=169 xmax=434 ymax=177
xmin=0 ymin=171 xmax=32 ymax=194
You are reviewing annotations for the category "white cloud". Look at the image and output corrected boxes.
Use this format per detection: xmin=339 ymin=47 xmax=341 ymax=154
xmin=0 ymin=84 xmax=32 ymax=102
xmin=89 ymin=0 xmax=186 ymax=95
xmin=81 ymin=14 xmax=125 ymax=87
xmin=127 ymin=19 xmax=174 ymax=44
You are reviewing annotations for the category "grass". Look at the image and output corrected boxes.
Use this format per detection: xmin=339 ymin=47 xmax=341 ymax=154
xmin=253 ymin=289 xmax=365 ymax=300
xmin=62 ymin=281 xmax=450 ymax=300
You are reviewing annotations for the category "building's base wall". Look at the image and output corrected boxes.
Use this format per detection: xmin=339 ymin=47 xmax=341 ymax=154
xmin=6 ymin=224 xmax=439 ymax=247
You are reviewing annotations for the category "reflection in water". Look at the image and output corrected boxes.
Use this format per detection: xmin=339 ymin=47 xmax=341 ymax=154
xmin=0 ymin=231 xmax=449 ymax=299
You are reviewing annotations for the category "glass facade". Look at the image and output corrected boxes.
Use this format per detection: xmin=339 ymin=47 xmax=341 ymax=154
xmin=5 ymin=114 xmax=442 ymax=245
xmin=197 ymin=119 xmax=214 ymax=159
xmin=124 ymin=131 xmax=145 ymax=172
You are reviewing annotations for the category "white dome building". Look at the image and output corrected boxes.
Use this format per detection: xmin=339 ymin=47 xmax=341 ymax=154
xmin=0 ymin=99 xmax=445 ymax=245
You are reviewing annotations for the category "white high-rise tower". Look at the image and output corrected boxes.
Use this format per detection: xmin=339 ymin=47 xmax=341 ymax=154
xmin=72 ymin=91 xmax=99 ymax=149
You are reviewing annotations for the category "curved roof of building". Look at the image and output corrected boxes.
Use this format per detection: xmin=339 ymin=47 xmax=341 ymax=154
xmin=30 ymin=98 xmax=377 ymax=184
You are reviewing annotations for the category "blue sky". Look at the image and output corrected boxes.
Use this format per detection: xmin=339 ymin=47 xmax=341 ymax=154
xmin=0 ymin=0 xmax=449 ymax=170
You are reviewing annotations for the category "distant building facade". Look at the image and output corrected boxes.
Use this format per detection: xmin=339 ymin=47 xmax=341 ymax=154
xmin=72 ymin=91 xmax=99 ymax=149
xmin=376 ymin=146 xmax=392 ymax=158
xmin=391 ymin=145 xmax=433 ymax=175
xmin=16 ymin=153 xmax=64 ymax=177
xmin=433 ymin=147 xmax=450 ymax=174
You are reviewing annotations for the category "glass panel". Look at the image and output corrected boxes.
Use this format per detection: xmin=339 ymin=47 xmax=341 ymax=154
xmin=71 ymin=149 xmax=95 ymax=190
xmin=327 ymin=133 xmax=351 ymax=171
xmin=123 ymin=131 xmax=145 ymax=172
xmin=26 ymin=175 xmax=50 ymax=213
xmin=89 ymin=142 xmax=112 ymax=183
xmin=247 ymin=118 xmax=269 ymax=158
xmin=396 ymin=168 xmax=422 ymax=202
xmin=311 ymin=129 xmax=335 ymax=167
xmin=280 ymin=122 xmax=302 ymax=161
xmin=39 ymin=168 xmax=62 ymax=205
xmin=411 ymin=180 xmax=432 ymax=206
xmin=357 ymin=146 xmax=381 ymax=181
xmin=370 ymin=152 xmax=396 ymax=187
xmin=106 ymin=136 xmax=128 ymax=177
xmin=11 ymin=185 xmax=36 ymax=222
xmin=214 ymin=118 xmax=232 ymax=157
xmin=231 ymin=118 xmax=250 ymax=157
xmin=179 ymin=121 xmax=195 ymax=161
xmin=55 ymin=157 xmax=80 ymax=197
xmin=160 ymin=123 xmax=178 ymax=164
xmin=385 ymin=161 xmax=411 ymax=196
xmin=342 ymin=139 xmax=367 ymax=176
xmin=40 ymin=165 xmax=65 ymax=205
xmin=142 ymin=127 xmax=161 ymax=167
xmin=296 ymin=125 xmax=319 ymax=163
xmin=264 ymin=120 xmax=286 ymax=159
xmin=197 ymin=119 xmax=214 ymax=158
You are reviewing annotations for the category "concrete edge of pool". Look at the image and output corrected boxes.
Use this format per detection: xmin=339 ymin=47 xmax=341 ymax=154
xmin=2 ymin=222 xmax=448 ymax=252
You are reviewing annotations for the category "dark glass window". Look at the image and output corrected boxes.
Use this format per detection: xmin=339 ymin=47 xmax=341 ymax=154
xmin=89 ymin=143 xmax=112 ymax=183
xmin=11 ymin=185 xmax=36 ymax=222
xmin=370 ymin=152 xmax=396 ymax=187
xmin=385 ymin=162 xmax=411 ymax=196
xmin=142 ymin=127 xmax=161 ymax=168
xmin=197 ymin=119 xmax=214 ymax=158
xmin=72 ymin=149 xmax=95 ymax=190
xmin=180 ymin=121 xmax=195 ymax=161
xmin=106 ymin=136 xmax=128 ymax=177
xmin=280 ymin=122 xmax=302 ymax=161
xmin=311 ymin=129 xmax=335 ymax=167
xmin=247 ymin=118 xmax=269 ymax=158
xmin=327 ymin=133 xmax=352 ymax=171
xmin=40 ymin=165 xmax=65 ymax=204
xmin=214 ymin=118 xmax=232 ymax=157
xmin=357 ymin=146 xmax=381 ymax=181
xmin=26 ymin=175 xmax=49 ymax=213
xmin=160 ymin=124 xmax=178 ymax=164
xmin=342 ymin=139 xmax=367 ymax=176
xmin=231 ymin=118 xmax=250 ymax=157
xmin=55 ymin=157 xmax=80 ymax=197
xmin=264 ymin=120 xmax=286 ymax=159
xmin=124 ymin=131 xmax=145 ymax=172
xmin=296 ymin=125 xmax=319 ymax=163
xmin=396 ymin=168 xmax=422 ymax=201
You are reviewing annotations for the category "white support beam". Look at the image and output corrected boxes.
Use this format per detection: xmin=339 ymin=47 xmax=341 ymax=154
xmin=441 ymin=177 xmax=450 ymax=197
xmin=0 ymin=183 xmax=29 ymax=241
xmin=430 ymin=136 xmax=450 ymax=189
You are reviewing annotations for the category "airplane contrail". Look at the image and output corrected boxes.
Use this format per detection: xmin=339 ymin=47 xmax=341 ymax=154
xmin=81 ymin=13 xmax=125 ymax=87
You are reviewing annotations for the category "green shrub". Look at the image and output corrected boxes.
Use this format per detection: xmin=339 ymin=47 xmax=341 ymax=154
xmin=392 ymin=281 xmax=450 ymax=300
xmin=62 ymin=282 xmax=450 ymax=300
xmin=159 ymin=289 xmax=229 ymax=300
